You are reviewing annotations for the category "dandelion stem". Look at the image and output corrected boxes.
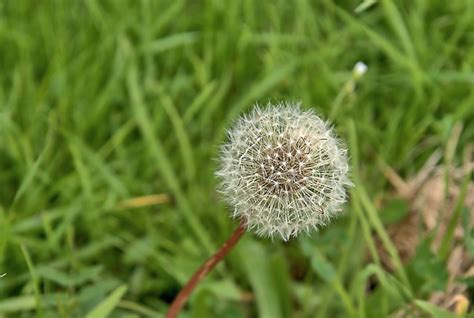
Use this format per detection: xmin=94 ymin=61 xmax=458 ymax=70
xmin=166 ymin=219 xmax=246 ymax=318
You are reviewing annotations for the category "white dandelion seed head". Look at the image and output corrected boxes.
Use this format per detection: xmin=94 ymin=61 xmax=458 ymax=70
xmin=216 ymin=102 xmax=351 ymax=241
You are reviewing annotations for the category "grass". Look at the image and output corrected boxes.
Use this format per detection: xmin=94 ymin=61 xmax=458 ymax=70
xmin=1 ymin=0 xmax=473 ymax=317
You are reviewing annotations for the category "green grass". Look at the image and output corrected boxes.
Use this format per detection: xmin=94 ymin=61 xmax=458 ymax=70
xmin=1 ymin=0 xmax=473 ymax=317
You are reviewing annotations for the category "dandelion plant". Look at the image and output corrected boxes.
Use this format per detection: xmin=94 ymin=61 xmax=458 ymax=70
xmin=166 ymin=102 xmax=350 ymax=318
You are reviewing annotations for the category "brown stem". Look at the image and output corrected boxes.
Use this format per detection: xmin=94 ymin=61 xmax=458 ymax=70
xmin=165 ymin=219 xmax=246 ymax=318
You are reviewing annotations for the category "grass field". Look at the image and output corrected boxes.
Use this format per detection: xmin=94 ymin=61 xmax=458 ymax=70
xmin=1 ymin=1 xmax=473 ymax=317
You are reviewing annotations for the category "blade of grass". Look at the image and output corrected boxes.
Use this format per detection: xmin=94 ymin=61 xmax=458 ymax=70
xmin=184 ymin=81 xmax=216 ymax=124
xmin=155 ymin=84 xmax=196 ymax=183
xmin=216 ymin=60 xmax=298 ymax=143
xmin=438 ymin=175 xmax=471 ymax=261
xmin=141 ymin=32 xmax=198 ymax=54
xmin=354 ymin=264 xmax=409 ymax=318
xmin=200 ymin=71 xmax=233 ymax=128
xmin=127 ymin=64 xmax=214 ymax=254
xmin=85 ymin=285 xmax=128 ymax=318
xmin=11 ymin=116 xmax=55 ymax=207
xmin=300 ymin=239 xmax=356 ymax=317
xmin=414 ymin=300 xmax=457 ymax=318
xmin=380 ymin=0 xmax=417 ymax=61
xmin=67 ymin=135 xmax=129 ymax=197
xmin=20 ymin=244 xmax=43 ymax=317
xmin=240 ymin=239 xmax=283 ymax=318
xmin=68 ymin=142 xmax=93 ymax=201
xmin=354 ymin=181 xmax=412 ymax=291
xmin=118 ymin=300 xmax=162 ymax=318
xmin=347 ymin=119 xmax=412 ymax=293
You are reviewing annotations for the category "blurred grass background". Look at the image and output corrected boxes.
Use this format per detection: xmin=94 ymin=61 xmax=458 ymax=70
xmin=0 ymin=0 xmax=473 ymax=317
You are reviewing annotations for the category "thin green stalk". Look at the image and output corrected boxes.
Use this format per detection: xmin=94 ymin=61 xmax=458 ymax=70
xmin=20 ymin=244 xmax=44 ymax=318
xmin=347 ymin=119 xmax=412 ymax=294
xmin=355 ymin=184 xmax=412 ymax=293
xmin=438 ymin=172 xmax=470 ymax=261
xmin=333 ymin=279 xmax=357 ymax=318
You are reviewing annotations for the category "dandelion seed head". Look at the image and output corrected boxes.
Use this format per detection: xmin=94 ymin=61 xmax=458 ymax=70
xmin=216 ymin=102 xmax=351 ymax=240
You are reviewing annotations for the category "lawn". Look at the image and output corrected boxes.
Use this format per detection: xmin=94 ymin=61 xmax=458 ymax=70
xmin=1 ymin=0 xmax=473 ymax=317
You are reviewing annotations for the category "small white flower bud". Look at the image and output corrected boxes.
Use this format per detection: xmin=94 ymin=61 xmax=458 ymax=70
xmin=353 ymin=61 xmax=368 ymax=79
xmin=216 ymin=102 xmax=351 ymax=240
